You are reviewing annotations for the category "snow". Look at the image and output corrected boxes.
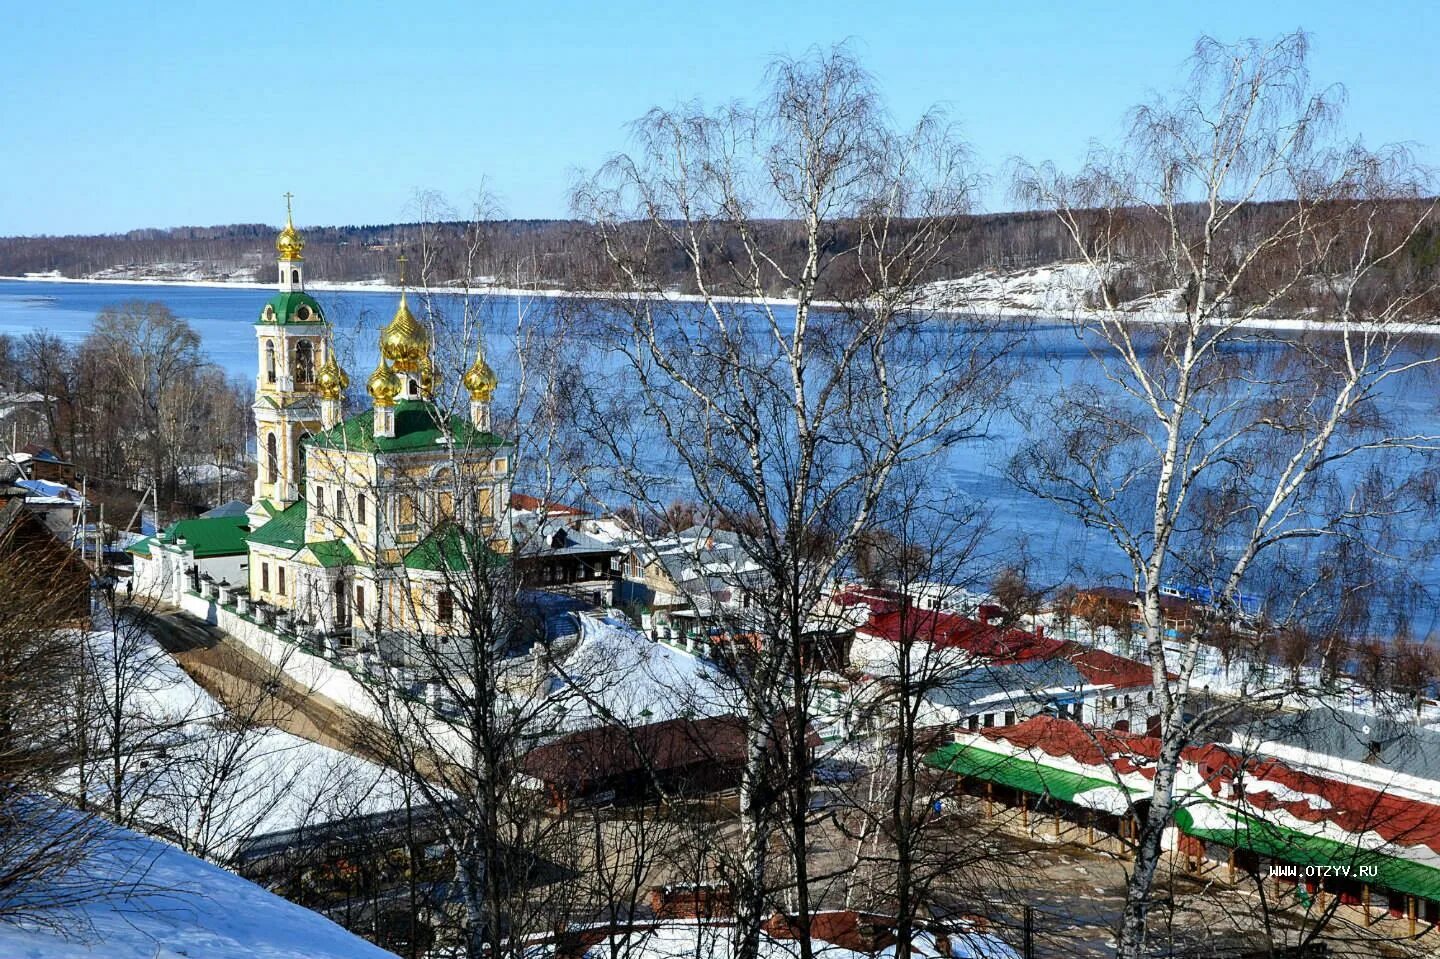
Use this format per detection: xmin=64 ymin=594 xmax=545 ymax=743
xmin=0 ymin=811 xmax=396 ymax=959
xmin=529 ymin=920 xmax=1018 ymax=959
xmin=64 ymin=620 xmax=411 ymax=860
xmin=544 ymin=615 xmax=739 ymax=730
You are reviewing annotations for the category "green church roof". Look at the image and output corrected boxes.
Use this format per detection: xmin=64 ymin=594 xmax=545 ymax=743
xmin=259 ymin=291 xmax=326 ymax=325
xmin=246 ymin=499 xmax=307 ymax=551
xmin=404 ymin=524 xmax=508 ymax=573
xmin=157 ymin=515 xmax=251 ymax=558
xmin=302 ymin=539 xmax=357 ymax=568
xmin=307 ymin=399 xmax=509 ymax=455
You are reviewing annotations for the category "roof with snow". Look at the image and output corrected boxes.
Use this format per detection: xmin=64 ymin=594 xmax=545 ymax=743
xmin=859 ymin=608 xmax=1152 ymax=690
xmin=0 ymin=808 xmax=396 ymax=959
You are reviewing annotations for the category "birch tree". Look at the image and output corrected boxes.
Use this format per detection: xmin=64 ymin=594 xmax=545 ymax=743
xmin=1013 ymin=32 xmax=1440 ymax=957
xmin=571 ymin=46 xmax=1017 ymax=959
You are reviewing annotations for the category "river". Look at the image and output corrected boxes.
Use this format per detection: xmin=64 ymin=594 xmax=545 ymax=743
xmin=2 ymin=277 xmax=1436 ymax=615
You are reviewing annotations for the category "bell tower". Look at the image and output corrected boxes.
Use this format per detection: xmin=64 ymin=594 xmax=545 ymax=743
xmin=249 ymin=194 xmax=330 ymax=528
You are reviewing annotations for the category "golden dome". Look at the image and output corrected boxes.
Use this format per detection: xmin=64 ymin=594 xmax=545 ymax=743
xmin=366 ymin=357 xmax=401 ymax=406
xmin=462 ymin=347 xmax=498 ymax=401
xmin=379 ymin=292 xmax=428 ymax=373
xmin=315 ymin=351 xmax=349 ymax=400
xmin=276 ymin=194 xmax=304 ymax=261
xmin=417 ymin=356 xmax=440 ymax=396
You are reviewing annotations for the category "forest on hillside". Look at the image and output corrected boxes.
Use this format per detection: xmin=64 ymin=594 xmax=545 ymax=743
xmin=5 ymin=203 xmax=1440 ymax=317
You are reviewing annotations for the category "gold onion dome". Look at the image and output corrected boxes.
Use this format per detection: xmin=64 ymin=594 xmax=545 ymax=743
xmin=315 ymin=352 xmax=349 ymax=400
xmin=379 ymin=293 xmax=428 ymax=373
xmin=462 ymin=348 xmax=498 ymax=401
xmin=366 ymin=357 xmax=402 ymax=406
xmin=275 ymin=202 xmax=304 ymax=260
xmin=418 ymin=356 xmax=440 ymax=396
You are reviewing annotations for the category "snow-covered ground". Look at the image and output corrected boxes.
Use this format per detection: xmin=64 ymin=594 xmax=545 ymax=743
xmin=65 ymin=618 xmax=411 ymax=862
xmin=0 ymin=810 xmax=396 ymax=959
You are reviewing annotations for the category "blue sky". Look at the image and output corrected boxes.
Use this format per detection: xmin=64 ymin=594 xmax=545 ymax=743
xmin=2 ymin=1 xmax=1435 ymax=235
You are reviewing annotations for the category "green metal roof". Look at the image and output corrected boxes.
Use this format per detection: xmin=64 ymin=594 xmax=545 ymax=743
xmin=259 ymin=291 xmax=325 ymax=325
xmin=157 ymin=515 xmax=251 ymax=559
xmin=1174 ymin=804 xmax=1440 ymax=902
xmin=246 ymin=499 xmax=307 ymax=551
xmin=302 ymin=539 xmax=356 ymax=568
xmin=307 ymin=399 xmax=508 ymax=455
xmin=125 ymin=536 xmax=153 ymax=558
xmin=925 ymin=742 xmax=1126 ymax=806
xmin=404 ymin=524 xmax=507 ymax=573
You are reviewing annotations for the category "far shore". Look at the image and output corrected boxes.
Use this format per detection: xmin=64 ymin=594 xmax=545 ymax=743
xmin=4 ymin=271 xmax=1439 ymax=335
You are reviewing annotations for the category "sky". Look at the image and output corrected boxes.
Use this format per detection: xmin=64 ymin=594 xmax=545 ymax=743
xmin=1 ymin=1 xmax=1436 ymax=236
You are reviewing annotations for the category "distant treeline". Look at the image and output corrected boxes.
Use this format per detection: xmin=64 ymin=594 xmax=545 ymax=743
xmin=0 ymin=213 xmax=1087 ymax=291
xmin=3 ymin=203 xmax=1440 ymax=309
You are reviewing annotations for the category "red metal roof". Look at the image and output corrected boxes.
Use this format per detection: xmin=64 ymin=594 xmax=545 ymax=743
xmin=857 ymin=608 xmax=1153 ymax=689
xmin=979 ymin=716 xmax=1440 ymax=855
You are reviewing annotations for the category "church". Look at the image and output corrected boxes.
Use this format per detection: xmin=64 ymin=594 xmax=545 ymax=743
xmin=131 ymin=202 xmax=513 ymax=663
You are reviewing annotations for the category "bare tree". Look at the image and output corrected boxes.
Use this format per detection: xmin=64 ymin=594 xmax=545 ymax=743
xmin=1013 ymin=32 xmax=1440 ymax=957
xmin=570 ymin=44 xmax=1017 ymax=959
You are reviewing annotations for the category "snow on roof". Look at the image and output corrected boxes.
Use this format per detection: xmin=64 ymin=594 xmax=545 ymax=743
xmin=544 ymin=615 xmax=739 ymax=730
xmin=0 ymin=809 xmax=396 ymax=959
xmin=529 ymin=918 xmax=1018 ymax=959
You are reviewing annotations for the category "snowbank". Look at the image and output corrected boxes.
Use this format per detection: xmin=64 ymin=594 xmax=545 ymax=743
xmin=0 ymin=813 xmax=396 ymax=959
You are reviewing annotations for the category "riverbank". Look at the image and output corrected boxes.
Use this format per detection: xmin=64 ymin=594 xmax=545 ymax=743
xmin=4 ymin=270 xmax=1438 ymax=334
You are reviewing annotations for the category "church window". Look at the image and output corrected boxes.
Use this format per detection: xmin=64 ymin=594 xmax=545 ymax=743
xmin=295 ymin=341 xmax=315 ymax=384
xmin=292 ymin=269 xmax=300 ymax=285
xmin=355 ymin=584 xmax=365 ymax=615
xmin=261 ymin=563 xmax=269 ymax=592
xmin=316 ymin=485 xmax=325 ymax=514
xmin=265 ymin=342 xmax=276 ymax=384
xmin=397 ymin=494 xmax=417 ymax=529
xmin=437 ymin=590 xmax=454 ymax=624
xmin=336 ymin=488 xmax=346 ymax=519
xmin=265 ymin=434 xmax=278 ymax=485
xmin=357 ymin=493 xmax=367 ymax=524
xmin=409 ymin=378 xmax=419 ymax=397
xmin=278 ymin=566 xmax=286 ymax=596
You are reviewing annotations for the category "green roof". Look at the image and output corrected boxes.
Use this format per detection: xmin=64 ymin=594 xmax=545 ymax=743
xmin=404 ymin=524 xmax=507 ymax=573
xmin=259 ymin=291 xmax=325 ymax=325
xmin=926 ymin=743 xmax=1128 ymax=806
xmin=125 ymin=536 xmax=153 ymax=558
xmin=302 ymin=539 xmax=356 ymax=568
xmin=307 ymin=399 xmax=509 ymax=455
xmin=246 ymin=499 xmax=307 ymax=551
xmin=157 ymin=515 xmax=251 ymax=559
xmin=1174 ymin=804 xmax=1440 ymax=901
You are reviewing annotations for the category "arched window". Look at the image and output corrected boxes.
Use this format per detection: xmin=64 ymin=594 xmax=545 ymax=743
xmin=291 ymin=269 xmax=300 ymax=284
xmin=265 ymin=342 xmax=276 ymax=384
xmin=265 ymin=434 xmax=278 ymax=484
xmin=294 ymin=341 xmax=315 ymax=385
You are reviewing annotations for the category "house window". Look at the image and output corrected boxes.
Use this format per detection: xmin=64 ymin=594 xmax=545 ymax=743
xmin=1004 ymin=710 xmax=1016 ymax=726
xmin=261 ymin=563 xmax=269 ymax=592
xmin=437 ymin=590 xmax=454 ymax=624
xmin=983 ymin=714 xmax=995 ymax=728
xmin=278 ymin=566 xmax=286 ymax=596
xmin=967 ymin=715 xmax=979 ymax=732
